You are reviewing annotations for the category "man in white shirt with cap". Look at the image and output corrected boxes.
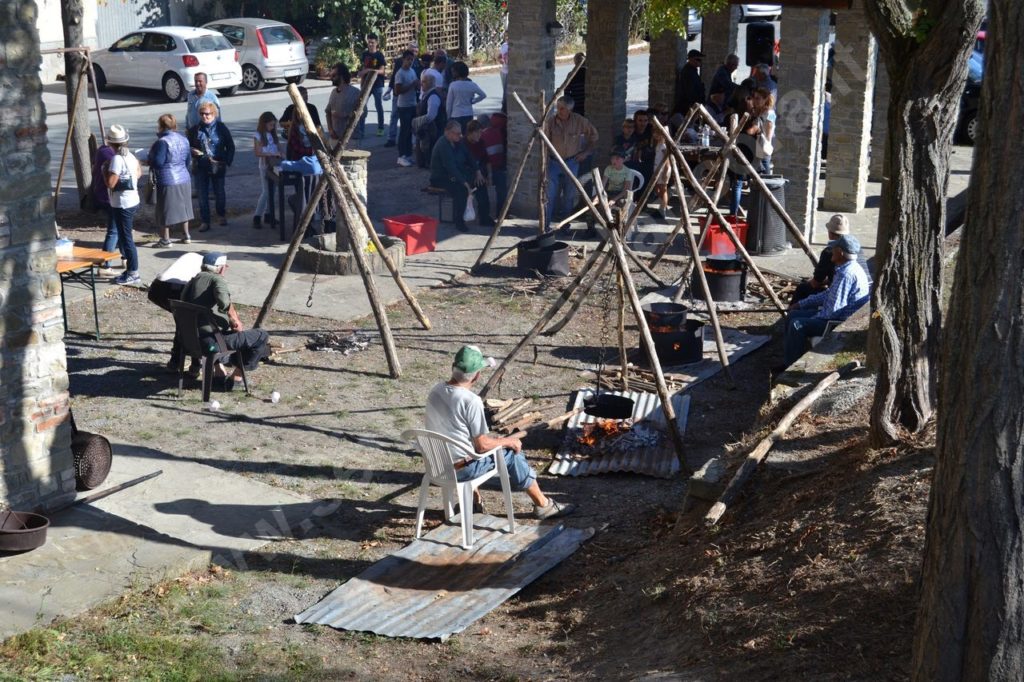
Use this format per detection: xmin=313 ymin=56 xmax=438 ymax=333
xmin=424 ymin=345 xmax=575 ymax=520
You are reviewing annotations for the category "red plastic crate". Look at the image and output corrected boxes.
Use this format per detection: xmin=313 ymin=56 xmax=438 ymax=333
xmin=698 ymin=216 xmax=748 ymax=256
xmin=382 ymin=214 xmax=438 ymax=256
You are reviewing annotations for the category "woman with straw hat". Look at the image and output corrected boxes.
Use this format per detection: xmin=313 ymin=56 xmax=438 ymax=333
xmin=102 ymin=124 xmax=142 ymax=285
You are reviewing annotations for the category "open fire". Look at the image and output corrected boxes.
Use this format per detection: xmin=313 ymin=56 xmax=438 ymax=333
xmin=577 ymin=418 xmax=632 ymax=447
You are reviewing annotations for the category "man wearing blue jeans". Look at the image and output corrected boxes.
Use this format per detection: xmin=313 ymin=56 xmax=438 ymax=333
xmin=783 ymin=235 xmax=870 ymax=366
xmin=357 ymin=34 xmax=387 ymax=138
xmin=543 ymin=95 xmax=598 ymax=231
xmin=424 ymin=345 xmax=575 ymax=520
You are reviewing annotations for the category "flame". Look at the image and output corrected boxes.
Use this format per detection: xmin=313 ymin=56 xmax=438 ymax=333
xmin=576 ymin=418 xmax=631 ymax=447
xmin=650 ymin=324 xmax=677 ymax=333
xmin=672 ymin=342 xmax=682 ymax=351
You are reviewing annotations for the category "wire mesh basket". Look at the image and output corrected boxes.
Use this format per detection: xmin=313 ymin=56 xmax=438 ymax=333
xmin=71 ymin=429 xmax=112 ymax=491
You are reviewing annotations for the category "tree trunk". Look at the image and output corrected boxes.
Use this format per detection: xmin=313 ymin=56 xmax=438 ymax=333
xmin=911 ymin=3 xmax=1024 ymax=678
xmin=863 ymin=0 xmax=984 ymax=445
xmin=61 ymin=0 xmax=93 ymax=208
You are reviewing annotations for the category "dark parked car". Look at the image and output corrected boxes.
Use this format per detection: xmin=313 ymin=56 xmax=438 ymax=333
xmin=957 ymin=40 xmax=984 ymax=145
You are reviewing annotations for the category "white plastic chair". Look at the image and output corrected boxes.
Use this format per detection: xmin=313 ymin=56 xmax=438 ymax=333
xmin=401 ymin=428 xmax=516 ymax=549
xmin=557 ymin=169 xmax=646 ymax=229
xmin=810 ymin=320 xmax=841 ymax=347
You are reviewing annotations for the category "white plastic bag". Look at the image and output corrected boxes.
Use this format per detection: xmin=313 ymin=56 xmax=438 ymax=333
xmin=756 ymin=134 xmax=774 ymax=159
xmin=463 ymin=196 xmax=477 ymax=223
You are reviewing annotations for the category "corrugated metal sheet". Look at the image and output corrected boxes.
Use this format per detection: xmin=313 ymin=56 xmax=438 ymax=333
xmin=549 ymin=390 xmax=690 ymax=479
xmin=294 ymin=515 xmax=593 ymax=640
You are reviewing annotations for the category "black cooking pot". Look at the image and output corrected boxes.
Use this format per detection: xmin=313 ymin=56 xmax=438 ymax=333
xmin=583 ymin=393 xmax=635 ymax=420
xmin=641 ymin=302 xmax=688 ymax=328
xmin=0 ymin=510 xmax=49 ymax=553
xmin=520 ymin=231 xmax=558 ymax=251
xmin=705 ymin=256 xmax=745 ymax=272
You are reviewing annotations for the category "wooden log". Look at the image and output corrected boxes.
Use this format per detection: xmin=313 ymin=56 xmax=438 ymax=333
xmin=652 ymin=117 xmax=789 ymax=317
xmin=285 ymin=84 xmax=401 ymax=377
xmin=541 ymin=249 xmax=614 ymax=336
xmin=493 ymin=397 xmax=533 ymax=424
xmin=54 ymin=69 xmax=87 ymax=211
xmin=617 ymin=269 xmax=629 ymax=392
xmin=649 ymin=114 xmax=750 ymax=269
xmin=696 ymin=105 xmax=817 ymax=265
xmin=254 ymin=73 xmax=377 ymax=329
xmin=473 ymin=57 xmax=588 ymax=268
xmin=332 ymin=158 xmax=432 ymax=330
xmin=480 ymin=239 xmax=612 ymax=398
xmin=605 ymin=216 xmax=689 ymax=471
xmin=537 ymin=91 xmax=547 ymax=234
xmin=705 ymin=361 xmax=861 ymax=526
xmin=669 ymin=156 xmax=733 ymax=383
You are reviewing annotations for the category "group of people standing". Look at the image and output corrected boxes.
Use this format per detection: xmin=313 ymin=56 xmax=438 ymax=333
xmin=90 ymin=72 xmax=236 ymax=284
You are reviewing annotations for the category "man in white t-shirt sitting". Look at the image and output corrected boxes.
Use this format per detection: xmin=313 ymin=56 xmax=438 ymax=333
xmin=424 ymin=345 xmax=575 ymax=520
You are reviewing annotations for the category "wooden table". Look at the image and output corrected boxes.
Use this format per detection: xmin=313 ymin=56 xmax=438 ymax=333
xmin=56 ymin=246 xmax=121 ymax=339
xmin=266 ymin=165 xmax=308 ymax=241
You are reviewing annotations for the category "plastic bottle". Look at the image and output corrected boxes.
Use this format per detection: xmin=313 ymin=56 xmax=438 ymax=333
xmin=700 ymin=124 xmax=711 ymax=147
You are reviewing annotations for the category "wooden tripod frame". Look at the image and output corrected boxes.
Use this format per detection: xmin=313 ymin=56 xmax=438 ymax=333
xmin=254 ymin=80 xmax=433 ymax=378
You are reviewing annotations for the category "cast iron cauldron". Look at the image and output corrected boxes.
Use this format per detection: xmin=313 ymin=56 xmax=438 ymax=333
xmin=641 ymin=302 xmax=688 ymax=328
xmin=0 ymin=510 xmax=50 ymax=553
xmin=583 ymin=393 xmax=635 ymax=420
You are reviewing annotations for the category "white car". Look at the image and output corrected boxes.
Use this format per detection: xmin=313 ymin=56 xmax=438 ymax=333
xmin=92 ymin=26 xmax=243 ymax=102
xmin=740 ymin=4 xmax=782 ymax=21
xmin=203 ymin=18 xmax=308 ymax=91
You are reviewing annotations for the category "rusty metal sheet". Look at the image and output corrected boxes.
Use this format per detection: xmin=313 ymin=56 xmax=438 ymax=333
xmin=294 ymin=515 xmax=593 ymax=640
xmin=549 ymin=389 xmax=690 ymax=479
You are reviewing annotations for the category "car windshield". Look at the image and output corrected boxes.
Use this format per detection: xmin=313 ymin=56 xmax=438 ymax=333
xmin=259 ymin=26 xmax=298 ymax=45
xmin=185 ymin=34 xmax=234 ymax=53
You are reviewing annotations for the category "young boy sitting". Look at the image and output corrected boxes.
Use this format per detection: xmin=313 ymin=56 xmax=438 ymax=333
xmin=603 ymin=147 xmax=632 ymax=205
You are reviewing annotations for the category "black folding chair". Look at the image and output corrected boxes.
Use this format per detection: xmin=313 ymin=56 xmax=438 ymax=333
xmin=168 ymin=300 xmax=249 ymax=402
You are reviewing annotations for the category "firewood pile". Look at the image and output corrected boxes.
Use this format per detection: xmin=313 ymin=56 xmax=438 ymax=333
xmin=485 ymin=397 xmax=581 ymax=435
xmin=585 ymin=367 xmax=687 ymax=394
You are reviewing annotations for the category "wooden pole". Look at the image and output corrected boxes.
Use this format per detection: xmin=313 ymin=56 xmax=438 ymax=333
xmin=287 ymin=84 xmax=402 ymax=377
xmin=541 ymin=249 xmax=614 ymax=336
xmin=537 ymin=92 xmax=547 ymax=234
xmin=332 ymin=165 xmax=432 ymax=330
xmin=54 ymin=69 xmax=87 ymax=211
xmin=605 ymin=220 xmax=689 ymax=471
xmin=480 ymin=240 xmax=611 ymax=397
xmin=705 ymin=361 xmax=861 ymax=525
xmin=473 ymin=58 xmax=588 ymax=268
xmin=652 ymin=117 xmax=788 ymax=317
xmin=511 ymin=93 xmax=667 ymax=288
xmin=669 ymin=157 xmax=733 ymax=383
xmin=648 ymin=114 xmax=749 ymax=269
xmin=85 ymin=50 xmax=106 ymax=137
xmin=696 ymin=105 xmax=817 ymax=265
xmin=254 ymin=74 xmax=378 ymax=329
xmin=617 ymin=268 xmax=629 ymax=392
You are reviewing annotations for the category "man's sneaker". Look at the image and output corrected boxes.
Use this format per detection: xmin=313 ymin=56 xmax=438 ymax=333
xmin=199 ymin=223 xmax=212 ymax=232
xmin=454 ymin=223 xmax=470 ymax=233
xmin=252 ymin=215 xmax=262 ymax=229
xmin=533 ymin=499 xmax=576 ymax=520
xmin=114 ymin=271 xmax=141 ymax=286
xmin=181 ymin=236 xmax=192 ymax=244
xmin=396 ymin=156 xmax=413 ymax=167
xmin=155 ymin=238 xmax=172 ymax=248
xmin=96 ymin=267 xmax=120 ymax=278
xmin=384 ymin=139 xmax=396 ymax=148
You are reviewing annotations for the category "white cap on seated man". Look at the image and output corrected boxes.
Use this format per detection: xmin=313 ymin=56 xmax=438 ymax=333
xmin=423 ymin=345 xmax=575 ymax=520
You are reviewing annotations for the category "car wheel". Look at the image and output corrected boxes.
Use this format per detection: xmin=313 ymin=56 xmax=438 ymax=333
xmin=91 ymin=65 xmax=107 ymax=91
xmin=241 ymin=64 xmax=264 ymax=90
xmin=218 ymin=86 xmax=239 ymax=97
xmin=965 ymin=111 xmax=979 ymax=145
xmin=163 ymin=73 xmax=185 ymax=102
xmin=286 ymin=75 xmax=306 ymax=85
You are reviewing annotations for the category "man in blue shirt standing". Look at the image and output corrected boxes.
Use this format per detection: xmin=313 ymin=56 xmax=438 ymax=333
xmin=185 ymin=73 xmax=221 ymax=130
xmin=782 ymin=235 xmax=870 ymax=366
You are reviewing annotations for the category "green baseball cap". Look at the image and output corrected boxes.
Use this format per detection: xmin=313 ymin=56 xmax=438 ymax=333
xmin=453 ymin=345 xmax=495 ymax=373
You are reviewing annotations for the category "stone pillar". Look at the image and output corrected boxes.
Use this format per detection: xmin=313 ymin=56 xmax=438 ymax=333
xmin=822 ymin=1 xmax=877 ymax=211
xmin=1 ymin=0 xmax=75 ymax=511
xmin=335 ymin=149 xmax=369 ymax=251
xmin=700 ymin=5 xmax=741 ymax=92
xmin=648 ymin=32 xmax=686 ymax=116
xmin=585 ymin=0 xmax=629 ymax=169
xmin=771 ymin=9 xmax=830 ymax=241
xmin=868 ymin=62 xmax=889 ymax=181
xmin=506 ymin=0 xmax=557 ymax=217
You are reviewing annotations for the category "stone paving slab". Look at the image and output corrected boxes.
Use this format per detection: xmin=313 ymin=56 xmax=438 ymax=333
xmin=0 ymin=442 xmax=318 ymax=641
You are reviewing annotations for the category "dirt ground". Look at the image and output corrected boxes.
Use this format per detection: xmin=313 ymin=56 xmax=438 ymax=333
xmin=0 ymin=215 xmax=931 ymax=681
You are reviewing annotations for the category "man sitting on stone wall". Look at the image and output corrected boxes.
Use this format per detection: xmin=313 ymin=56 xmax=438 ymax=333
xmin=782 ymin=235 xmax=870 ymax=367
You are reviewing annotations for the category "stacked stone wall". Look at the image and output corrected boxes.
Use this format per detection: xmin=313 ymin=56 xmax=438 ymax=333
xmin=1 ymin=0 xmax=76 ymax=511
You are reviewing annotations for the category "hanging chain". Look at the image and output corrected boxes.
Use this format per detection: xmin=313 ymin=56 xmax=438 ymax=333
xmin=306 ymin=235 xmax=323 ymax=308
